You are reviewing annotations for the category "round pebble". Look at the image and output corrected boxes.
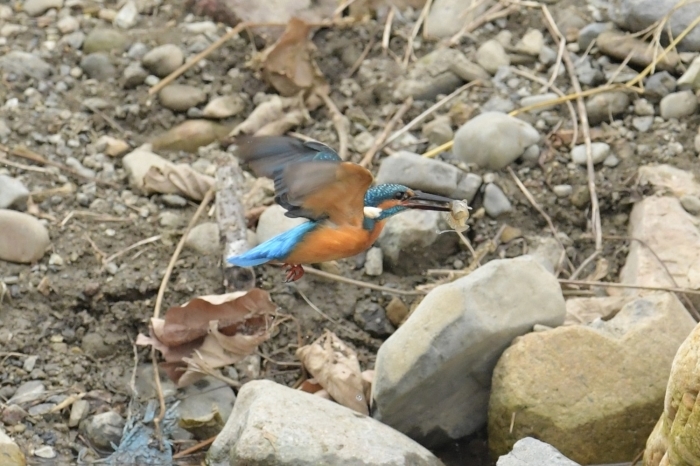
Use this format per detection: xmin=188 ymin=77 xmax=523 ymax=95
xmin=159 ymin=84 xmax=206 ymax=112
xmin=483 ymin=183 xmax=512 ymax=218
xmin=142 ymin=44 xmax=184 ymax=78
xmin=570 ymin=142 xmax=611 ymax=165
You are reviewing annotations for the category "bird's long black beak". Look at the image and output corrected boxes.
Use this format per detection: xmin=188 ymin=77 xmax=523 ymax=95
xmin=401 ymin=190 xmax=454 ymax=211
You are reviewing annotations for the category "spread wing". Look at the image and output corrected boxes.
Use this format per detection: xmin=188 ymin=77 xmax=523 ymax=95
xmin=235 ymin=136 xmax=373 ymax=226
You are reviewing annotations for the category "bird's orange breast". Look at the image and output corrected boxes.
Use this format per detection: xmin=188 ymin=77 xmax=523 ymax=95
xmin=283 ymin=221 xmax=386 ymax=265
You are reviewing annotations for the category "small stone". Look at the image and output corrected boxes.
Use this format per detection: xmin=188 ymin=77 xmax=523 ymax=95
xmin=483 ymin=183 xmax=512 ymax=217
xmin=80 ymin=53 xmax=115 ymax=81
xmin=632 ymin=116 xmax=654 ymax=132
xmin=8 ymin=380 xmax=45 ymax=405
xmin=33 ymin=445 xmax=56 ymax=459
xmin=519 ymin=93 xmax=559 ymax=113
xmin=83 ymin=28 xmax=130 ymax=54
xmin=453 ymin=111 xmax=540 ymax=170
xmin=69 ymin=399 xmax=90 ymax=427
xmin=515 ymin=29 xmax=544 ymax=56
xmin=585 ymin=91 xmax=630 ymax=125
xmin=178 ymin=377 xmax=236 ymax=439
xmin=113 ymin=0 xmax=138 ymax=29
xmin=570 ymin=142 xmax=610 ymax=165
xmin=159 ymin=212 xmax=184 ymax=228
xmin=142 ymin=44 xmax=184 ymax=78
xmin=202 ymin=94 xmax=246 ymax=119
xmin=364 ymin=247 xmax=383 ymax=276
xmin=0 ymin=210 xmax=50 ymax=263
xmin=634 ymin=98 xmax=655 ymax=116
xmin=421 ymin=116 xmax=454 ymax=146
xmin=497 ymin=437 xmax=580 ymax=466
xmin=578 ymin=22 xmax=613 ymax=51
xmin=680 ymin=194 xmax=700 ymax=215
xmin=1 ymin=405 xmax=27 ymax=425
xmin=570 ymin=185 xmax=590 ymax=208
xmin=23 ymin=0 xmax=63 ymax=16
xmin=185 ymin=223 xmax=220 ymax=255
xmin=385 ymin=297 xmax=409 ymax=327
xmin=159 ymin=84 xmax=207 ymax=112
xmin=57 ymin=16 xmax=79 ymax=34
xmin=122 ymin=62 xmax=148 ymax=89
xmin=553 ymin=184 xmax=573 ymax=197
xmin=452 ymin=173 xmax=482 ymax=203
xmin=476 ymin=39 xmax=510 ymax=75
xmin=354 ymin=301 xmax=395 ymax=337
xmin=161 ymin=194 xmax=188 ymax=207
xmin=96 ymin=136 xmax=130 ymax=157
xmin=603 ymin=155 xmax=620 ymax=167
xmin=151 ymin=120 xmax=229 ymax=153
xmin=81 ymin=411 xmax=125 ymax=452
xmin=81 ymin=332 xmax=112 ymax=358
xmin=375 ymin=151 xmax=462 ymax=197
xmin=0 ymin=51 xmax=51 ymax=79
xmin=660 ymin=90 xmax=698 ymax=119
xmin=0 ymin=175 xmax=29 ymax=209
xmin=645 ymin=71 xmax=677 ymax=101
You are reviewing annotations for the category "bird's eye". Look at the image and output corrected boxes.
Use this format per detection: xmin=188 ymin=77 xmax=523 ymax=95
xmin=394 ymin=191 xmax=407 ymax=200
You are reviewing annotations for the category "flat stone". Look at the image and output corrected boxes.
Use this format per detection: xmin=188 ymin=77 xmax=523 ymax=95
xmin=489 ymin=293 xmax=695 ymax=464
xmin=83 ymin=28 xmax=130 ymax=54
xmin=142 ymin=44 xmax=184 ymax=78
xmin=203 ymin=95 xmax=246 ymax=119
xmin=178 ymin=377 xmax=236 ymax=440
xmin=0 ymin=175 xmax=29 ymax=209
xmin=632 ymin=115 xmax=654 ymax=132
xmin=0 ymin=51 xmax=51 ymax=79
xmin=0 ymin=210 xmax=50 ymax=263
xmin=81 ymin=411 xmax=125 ymax=453
xmin=80 ymin=53 xmax=115 ymax=81
xmin=377 ymin=209 xmax=459 ymax=274
xmin=453 ymin=111 xmax=540 ymax=170
xmin=452 ymin=173 xmax=482 ymax=203
xmin=638 ymin=163 xmax=700 ymax=197
xmin=552 ymin=184 xmax=573 ymax=198
xmin=373 ymin=256 xmax=566 ymax=448
xmin=185 ymin=222 xmax=220 ymax=255
xmin=497 ymin=437 xmax=580 ymax=466
xmin=8 ymin=380 xmax=45 ymax=405
xmin=515 ymin=29 xmax=544 ymax=56
xmin=680 ymin=194 xmax=700 ymax=215
xmin=23 ymin=0 xmax=63 ymax=16
xmin=159 ymin=84 xmax=207 ymax=112
xmin=483 ymin=183 xmax=512 ymax=217
xmin=660 ymin=90 xmax=698 ymax=119
xmin=375 ymin=151 xmax=462 ymax=197
xmin=570 ymin=142 xmax=611 ymax=165
xmin=206 ymin=380 xmax=443 ymax=466
xmin=255 ymin=204 xmax=308 ymax=245
xmin=122 ymin=62 xmax=148 ymax=89
xmin=643 ymin=320 xmax=700 ymax=465
xmin=597 ymin=31 xmax=679 ymax=71
xmin=476 ymin=39 xmax=510 ymax=75
xmin=585 ymin=91 xmax=630 ymax=125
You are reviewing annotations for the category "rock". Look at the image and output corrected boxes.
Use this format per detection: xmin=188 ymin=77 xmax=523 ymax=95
xmin=385 ymin=297 xmax=409 ymax=327
xmin=519 ymin=93 xmax=559 ymax=113
xmin=375 ymin=151 xmax=463 ymax=197
xmin=372 ymin=256 xmax=565 ymax=447
xmin=354 ymin=301 xmax=395 ymax=337
xmin=96 ymin=136 xmax=129 ymax=157
xmin=424 ymin=0 xmax=488 ymax=38
xmin=610 ymin=0 xmax=700 ymax=52
xmin=453 ymin=173 xmax=482 ymax=203
xmin=603 ymin=154 xmax=620 ymax=167
xmin=488 ymin=293 xmax=695 ymax=463
xmin=364 ymin=247 xmax=383 ymax=276
xmin=8 ymin=380 xmax=45 ymax=405
xmin=634 ymin=98 xmax=655 ymax=116
xmin=453 ymin=111 xmax=540 ymax=170
xmin=0 ymin=51 xmax=51 ymax=79
xmin=570 ymin=142 xmax=611 ymax=165
xmin=620 ymin=196 xmax=700 ymax=308
xmin=497 ymin=437 xmax=580 ymax=466
xmin=677 ymin=55 xmax=700 ymax=90
xmin=113 ymin=0 xmax=138 ymax=29
xmin=564 ymin=295 xmax=630 ymax=326
xmin=552 ymin=184 xmax=573 ymax=197
xmin=122 ymin=62 xmax=148 ymax=89
xmin=185 ymin=223 xmax=220 ymax=255
xmin=122 ymin=146 xmax=170 ymax=191
xmin=1 ymin=405 xmax=27 ymax=425
xmin=0 ymin=176 xmax=29 ymax=209
xmin=0 ymin=210 xmax=50 ymax=263
xmin=632 ymin=116 xmax=654 ymax=132
xmin=680 ymin=194 xmax=700 ymax=215
xmin=597 ymin=31 xmax=679 ymax=71
xmin=377 ymin=210 xmax=459 ymax=273
xmin=57 ymin=15 xmax=79 ymax=34
xmin=178 ymin=377 xmax=236 ymax=440
xmin=578 ymin=22 xmax=613 ymax=51
xmin=81 ymin=411 xmax=125 ymax=453
xmin=83 ymin=28 xmax=129 ymax=54
xmin=638 ymin=163 xmax=700 ymax=198
xmin=23 ymin=0 xmax=63 ymax=16
xmin=585 ymin=91 xmax=630 ymax=125
xmin=207 ymin=380 xmax=443 ymax=466
xmin=255 ymin=204 xmax=308 ymax=245
xmin=81 ymin=332 xmax=114 ymax=358
xmin=483 ymin=183 xmax=512 ymax=217
xmin=645 ymin=71 xmax=677 ymax=101
xmin=80 ymin=53 xmax=115 ymax=81
xmin=159 ymin=85 xmax=207 ymax=112
xmin=203 ymin=95 xmax=246 ymax=119
xmin=643 ymin=321 xmax=700 ymax=466
xmin=33 ymin=446 xmax=55 ymax=459
xmin=421 ymin=116 xmax=454 ymax=146
xmin=660 ymin=90 xmax=698 ymax=119
xmin=69 ymin=400 xmax=90 ymax=428
xmin=161 ymin=194 xmax=188 ymax=208
xmin=142 ymin=44 xmax=184 ymax=78
xmin=151 ymin=120 xmax=230 ymax=153
xmin=476 ymin=39 xmax=510 ymax=75
xmin=515 ymin=29 xmax=544 ymax=56
xmin=0 ymin=430 xmax=25 ymax=466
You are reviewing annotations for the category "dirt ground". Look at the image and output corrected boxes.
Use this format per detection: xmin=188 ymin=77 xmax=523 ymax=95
xmin=2 ymin=0 xmax=700 ymax=464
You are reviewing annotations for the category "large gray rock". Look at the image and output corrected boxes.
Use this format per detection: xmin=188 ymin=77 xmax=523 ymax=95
xmin=375 ymin=151 xmax=463 ymax=197
xmin=377 ymin=210 xmax=459 ymax=274
xmin=453 ymin=112 xmax=540 ymax=170
xmin=207 ymin=380 xmax=444 ymax=466
xmin=488 ymin=292 xmax=695 ymax=464
xmin=372 ymin=256 xmax=566 ymax=447
xmin=497 ymin=437 xmax=580 ymax=466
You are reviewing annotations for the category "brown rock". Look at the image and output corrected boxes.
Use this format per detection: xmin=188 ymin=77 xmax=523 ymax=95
xmin=0 ymin=210 xmax=50 ymax=263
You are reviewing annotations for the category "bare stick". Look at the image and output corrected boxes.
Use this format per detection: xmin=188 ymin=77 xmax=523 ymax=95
xmin=0 ymin=156 xmax=51 ymax=173
xmin=302 ymin=267 xmax=426 ymax=295
xmin=383 ymin=81 xmax=481 ymax=149
xmin=382 ymin=7 xmax=396 ymax=55
xmin=316 ymin=90 xmax=350 ymax=160
xmin=403 ymin=0 xmax=433 ymax=66
xmin=569 ymin=250 xmax=600 ymax=280
xmin=359 ymin=97 xmax=413 ymax=167
xmin=172 ymin=436 xmax=217 ymax=460
xmin=104 ymin=235 xmax=161 ymax=265
xmin=346 ymin=37 xmax=376 ymax=78
xmin=558 ymin=279 xmax=700 ymax=296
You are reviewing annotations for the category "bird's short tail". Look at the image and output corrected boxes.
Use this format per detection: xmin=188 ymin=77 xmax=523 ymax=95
xmin=226 ymin=221 xmax=317 ymax=268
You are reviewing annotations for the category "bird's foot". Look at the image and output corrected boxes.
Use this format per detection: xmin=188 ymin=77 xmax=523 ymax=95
xmin=284 ymin=264 xmax=305 ymax=282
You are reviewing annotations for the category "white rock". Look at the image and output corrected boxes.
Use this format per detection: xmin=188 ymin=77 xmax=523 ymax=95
xmin=515 ymin=29 xmax=545 ymax=56
xmin=570 ymin=142 xmax=610 ymax=165
xmin=638 ymin=163 xmax=700 ymax=197
xmin=424 ymin=0 xmax=489 ymax=38
xmin=0 ymin=175 xmax=29 ymax=209
xmin=207 ymin=380 xmax=443 ymax=466
xmin=113 ymin=1 xmax=138 ymax=29
xmin=483 ymin=183 xmax=512 ymax=217
xmin=0 ymin=210 xmax=50 ymax=263
xmin=33 ymin=446 xmax=56 ymax=459
xmin=372 ymin=256 xmax=566 ymax=447
xmin=185 ymin=223 xmax=220 ymax=255
xmin=453 ymin=111 xmax=540 ymax=170
xmin=680 ymin=194 xmax=700 ymax=215
xmin=497 ymin=437 xmax=580 ymax=466
xmin=519 ymin=93 xmax=559 ymax=113
xmin=255 ymin=204 xmax=308 ymax=245
xmin=553 ymin=184 xmax=573 ymax=197
xmin=23 ymin=0 xmax=63 ymax=16
xmin=142 ymin=44 xmax=184 ymax=78
xmin=203 ymin=95 xmax=246 ymax=119
xmin=476 ymin=39 xmax=510 ymax=75
xmin=56 ymin=16 xmax=79 ymax=34
xmin=660 ymin=90 xmax=698 ymax=120
xmin=364 ymin=247 xmax=383 ymax=276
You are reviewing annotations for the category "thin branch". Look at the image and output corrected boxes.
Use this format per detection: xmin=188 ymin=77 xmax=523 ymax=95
xmin=302 ymin=266 xmax=426 ymax=295
xmin=359 ymin=97 xmax=413 ymax=167
xmin=316 ymin=90 xmax=350 ymax=160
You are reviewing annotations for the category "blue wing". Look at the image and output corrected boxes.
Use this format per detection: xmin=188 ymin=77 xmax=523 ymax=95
xmin=227 ymin=221 xmax=318 ymax=267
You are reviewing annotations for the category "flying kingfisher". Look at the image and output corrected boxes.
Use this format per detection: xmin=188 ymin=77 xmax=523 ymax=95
xmin=227 ymin=135 xmax=455 ymax=282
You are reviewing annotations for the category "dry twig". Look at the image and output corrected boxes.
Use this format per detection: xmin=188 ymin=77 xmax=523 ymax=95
xmin=302 ymin=267 xmax=425 ymax=295
xmin=316 ymin=90 xmax=350 ymax=160
xmin=359 ymin=97 xmax=413 ymax=167
xmin=403 ymin=0 xmax=433 ymax=66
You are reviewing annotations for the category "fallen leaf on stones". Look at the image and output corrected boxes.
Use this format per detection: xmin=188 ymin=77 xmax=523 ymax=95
xmin=299 ymin=378 xmax=324 ymax=394
xmin=259 ymin=17 xmax=328 ymax=97
xmin=446 ymin=199 xmax=471 ymax=232
xmin=142 ymin=163 xmax=214 ymax=201
xmin=136 ymin=289 xmax=277 ymax=387
xmin=151 ymin=119 xmax=231 ymax=153
xmin=296 ymin=330 xmax=369 ymax=415
xmin=229 ymin=95 xmax=308 ymax=137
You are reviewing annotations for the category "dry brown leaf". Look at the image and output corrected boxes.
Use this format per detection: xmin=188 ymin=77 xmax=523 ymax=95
xmin=229 ymin=95 xmax=300 ymax=136
xmin=259 ymin=17 xmax=328 ymax=97
xmin=296 ymin=330 xmax=368 ymax=415
xmin=136 ymin=288 xmax=277 ymax=387
xmin=143 ymin=163 xmax=215 ymax=201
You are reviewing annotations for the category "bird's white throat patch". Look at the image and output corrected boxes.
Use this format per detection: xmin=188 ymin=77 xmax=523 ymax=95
xmin=363 ymin=206 xmax=382 ymax=219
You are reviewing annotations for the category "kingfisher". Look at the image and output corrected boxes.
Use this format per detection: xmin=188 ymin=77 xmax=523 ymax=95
xmin=227 ymin=135 xmax=455 ymax=282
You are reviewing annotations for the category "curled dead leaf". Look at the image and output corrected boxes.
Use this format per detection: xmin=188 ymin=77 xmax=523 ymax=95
xmin=136 ymin=288 xmax=277 ymax=387
xmin=143 ymin=163 xmax=215 ymax=201
xmin=296 ymin=330 xmax=368 ymax=415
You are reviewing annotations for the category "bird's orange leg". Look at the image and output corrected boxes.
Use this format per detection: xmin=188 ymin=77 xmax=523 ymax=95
xmin=283 ymin=264 xmax=305 ymax=282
